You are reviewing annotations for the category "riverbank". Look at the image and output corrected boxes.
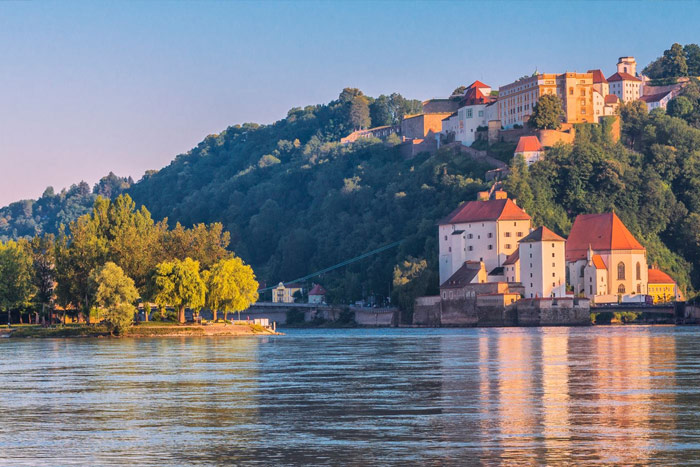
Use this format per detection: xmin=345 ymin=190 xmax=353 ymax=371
xmin=0 ymin=322 xmax=280 ymax=339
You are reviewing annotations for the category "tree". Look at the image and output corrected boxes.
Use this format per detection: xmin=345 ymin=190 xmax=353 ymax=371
xmin=369 ymin=95 xmax=392 ymax=127
xmin=451 ymin=85 xmax=467 ymax=96
xmin=685 ymin=44 xmax=700 ymax=76
xmin=349 ymin=96 xmax=371 ymax=130
xmin=668 ymin=96 xmax=694 ymax=120
xmin=91 ymin=262 xmax=138 ymax=334
xmin=29 ymin=234 xmax=55 ymax=324
xmin=662 ymin=43 xmax=689 ymax=77
xmin=206 ymin=256 xmax=259 ymax=321
xmin=528 ymin=94 xmax=563 ymax=130
xmin=151 ymin=258 xmax=206 ymax=323
xmin=0 ymin=240 xmax=36 ymax=326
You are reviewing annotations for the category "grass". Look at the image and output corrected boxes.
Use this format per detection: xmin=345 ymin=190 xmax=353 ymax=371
xmin=9 ymin=325 xmax=111 ymax=338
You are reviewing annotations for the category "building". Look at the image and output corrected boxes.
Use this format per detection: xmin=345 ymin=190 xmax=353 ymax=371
xmin=566 ymin=212 xmax=648 ymax=303
xmin=438 ymin=191 xmax=531 ymax=284
xmin=497 ymin=72 xmax=595 ymax=129
xmin=272 ymin=282 xmax=303 ymax=303
xmin=639 ymin=91 xmax=674 ymax=111
xmin=341 ymin=125 xmax=399 ymax=144
xmin=440 ymin=261 xmax=488 ymax=301
xmin=647 ymin=268 xmax=680 ymax=303
xmin=503 ymin=249 xmax=520 ymax=283
xmin=308 ymin=284 xmax=328 ymax=304
xmin=448 ymin=81 xmax=495 ymax=146
xmin=608 ymin=57 xmax=641 ymax=103
xmin=589 ymin=69 xmax=615 ymax=122
xmin=519 ymin=226 xmax=567 ymax=298
xmin=514 ymin=136 xmax=544 ymax=165
xmin=588 ymin=69 xmax=609 ymax=97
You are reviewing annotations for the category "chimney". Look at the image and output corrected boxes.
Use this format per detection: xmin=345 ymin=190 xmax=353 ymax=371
xmin=477 ymin=191 xmax=489 ymax=201
xmin=494 ymin=190 xmax=508 ymax=200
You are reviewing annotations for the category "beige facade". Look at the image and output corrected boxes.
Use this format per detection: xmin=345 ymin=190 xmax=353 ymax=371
xmin=518 ymin=227 xmax=567 ymax=299
xmin=272 ymin=282 xmax=303 ymax=303
xmin=497 ymin=72 xmax=595 ymax=128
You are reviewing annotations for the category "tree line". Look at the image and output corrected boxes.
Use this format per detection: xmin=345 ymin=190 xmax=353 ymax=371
xmin=0 ymin=195 xmax=258 ymax=334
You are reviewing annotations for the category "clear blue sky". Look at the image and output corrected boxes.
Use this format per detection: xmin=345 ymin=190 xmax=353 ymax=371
xmin=1 ymin=0 xmax=698 ymax=206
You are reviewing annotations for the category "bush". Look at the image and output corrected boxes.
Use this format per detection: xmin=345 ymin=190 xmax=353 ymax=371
xmin=105 ymin=303 xmax=136 ymax=335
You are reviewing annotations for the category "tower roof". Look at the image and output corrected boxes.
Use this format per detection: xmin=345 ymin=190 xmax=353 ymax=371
xmin=515 ymin=136 xmax=543 ymax=153
xmin=439 ymin=198 xmax=530 ymax=225
xmin=519 ymin=226 xmax=565 ymax=243
xmin=587 ymin=69 xmax=608 ymax=84
xmin=608 ymin=72 xmax=641 ymax=82
xmin=566 ymin=212 xmax=644 ymax=261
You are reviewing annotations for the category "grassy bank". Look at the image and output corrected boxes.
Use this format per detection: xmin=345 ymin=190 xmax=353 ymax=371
xmin=4 ymin=322 xmax=277 ymax=339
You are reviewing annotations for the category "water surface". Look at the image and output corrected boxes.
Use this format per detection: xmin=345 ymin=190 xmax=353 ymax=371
xmin=1 ymin=327 xmax=700 ymax=465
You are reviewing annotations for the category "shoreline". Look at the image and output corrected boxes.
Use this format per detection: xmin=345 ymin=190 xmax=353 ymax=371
xmin=1 ymin=323 xmax=281 ymax=339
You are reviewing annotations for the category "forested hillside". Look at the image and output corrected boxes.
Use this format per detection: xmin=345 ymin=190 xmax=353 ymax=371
xmin=4 ymin=75 xmax=700 ymax=309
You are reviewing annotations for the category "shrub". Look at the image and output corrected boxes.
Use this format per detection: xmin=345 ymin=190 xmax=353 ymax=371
xmin=105 ymin=303 xmax=136 ymax=335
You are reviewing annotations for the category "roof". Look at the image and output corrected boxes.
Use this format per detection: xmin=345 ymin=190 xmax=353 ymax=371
xmin=608 ymin=71 xmax=641 ymax=82
xmin=648 ymin=269 xmax=676 ymax=284
xmin=587 ymin=69 xmax=608 ymax=84
xmin=309 ymin=284 xmax=327 ymax=296
xmin=440 ymin=262 xmax=482 ymax=289
xmin=503 ymin=249 xmax=520 ymax=266
xmin=604 ymin=94 xmax=620 ymax=104
xmin=566 ymin=212 xmax=645 ymax=261
xmin=515 ymin=136 xmax=543 ymax=153
xmin=461 ymin=86 xmax=493 ymax=106
xmin=439 ymin=198 xmax=530 ymax=225
xmin=520 ymin=226 xmax=565 ymax=243
xmin=639 ymin=91 xmax=672 ymax=103
xmin=468 ymin=80 xmax=490 ymax=89
xmin=592 ymin=255 xmax=607 ymax=270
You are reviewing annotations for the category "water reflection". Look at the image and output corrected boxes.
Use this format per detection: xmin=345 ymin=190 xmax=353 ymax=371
xmin=0 ymin=328 xmax=699 ymax=465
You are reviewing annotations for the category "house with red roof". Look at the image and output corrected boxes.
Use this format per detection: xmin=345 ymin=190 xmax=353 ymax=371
xmin=442 ymin=81 xmax=496 ymax=146
xmin=438 ymin=190 xmax=531 ymax=284
xmin=608 ymin=57 xmax=641 ymax=103
xmin=308 ymin=284 xmax=328 ymax=304
xmin=514 ymin=136 xmax=544 ymax=165
xmin=640 ymin=90 xmax=674 ymax=112
xmin=647 ymin=268 xmax=681 ymax=303
xmin=566 ymin=212 xmax=648 ymax=303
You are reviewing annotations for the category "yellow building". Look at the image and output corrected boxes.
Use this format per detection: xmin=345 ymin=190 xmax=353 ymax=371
xmin=497 ymin=72 xmax=595 ymax=128
xmin=647 ymin=269 xmax=680 ymax=303
xmin=272 ymin=282 xmax=303 ymax=303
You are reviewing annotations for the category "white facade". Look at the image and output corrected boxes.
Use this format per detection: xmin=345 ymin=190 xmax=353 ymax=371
xmin=519 ymin=231 xmax=567 ymax=299
xmin=453 ymin=103 xmax=489 ymax=146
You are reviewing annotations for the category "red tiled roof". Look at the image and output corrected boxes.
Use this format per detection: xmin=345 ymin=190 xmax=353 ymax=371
xmin=648 ymin=269 xmax=676 ymax=284
xmin=587 ymin=69 xmax=608 ymax=84
xmin=608 ymin=72 xmax=641 ymax=82
xmin=461 ymin=86 xmax=493 ymax=106
xmin=520 ymin=226 xmax=565 ymax=243
xmin=515 ymin=136 xmax=543 ymax=153
xmin=503 ymin=249 xmax=520 ymax=266
xmin=309 ymin=284 xmax=327 ymax=296
xmin=639 ymin=91 xmax=672 ymax=103
xmin=468 ymin=80 xmax=490 ymax=89
xmin=440 ymin=198 xmax=530 ymax=225
xmin=566 ymin=212 xmax=645 ymax=261
xmin=604 ymin=94 xmax=619 ymax=104
xmin=592 ymin=255 xmax=607 ymax=270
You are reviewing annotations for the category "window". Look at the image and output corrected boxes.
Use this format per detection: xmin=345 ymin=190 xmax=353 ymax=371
xmin=636 ymin=262 xmax=641 ymax=280
xmin=467 ymin=233 xmax=473 ymax=239
xmin=530 ymin=273 xmax=533 ymax=278
xmin=466 ymin=108 xmax=473 ymax=118
xmin=569 ymin=87 xmax=574 ymax=95
xmin=468 ymin=246 xmax=473 ymax=251
xmin=580 ymin=265 xmax=585 ymax=277
xmin=581 ymin=89 xmax=586 ymax=96
xmin=505 ymin=232 xmax=511 ymax=237
xmin=617 ymin=262 xmax=625 ymax=280
xmin=444 ymin=236 xmax=447 ymax=241
xmin=505 ymin=244 xmax=512 ymax=249
xmin=618 ymin=284 xmax=626 ymax=294
xmin=517 ymin=232 xmax=523 ymax=237
xmin=590 ymin=286 xmax=593 ymax=295
xmin=552 ymin=263 xmax=555 ymax=267
xmin=637 ymin=284 xmax=641 ymax=294
xmin=488 ymin=245 xmax=493 ymax=250
xmin=487 ymin=233 xmax=493 ymax=238
xmin=478 ymin=110 xmax=484 ymax=117
xmin=552 ymin=253 xmax=555 ymax=258
xmin=448 ymin=247 xmax=451 ymax=252
xmin=552 ymin=272 xmax=556 ymax=277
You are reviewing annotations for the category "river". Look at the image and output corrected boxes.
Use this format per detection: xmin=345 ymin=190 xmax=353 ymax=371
xmin=1 ymin=327 xmax=700 ymax=465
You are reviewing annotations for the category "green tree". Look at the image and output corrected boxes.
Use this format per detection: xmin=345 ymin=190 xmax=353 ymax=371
xmin=206 ymin=257 xmax=259 ymax=321
xmin=685 ymin=44 xmax=700 ymax=76
xmin=668 ymin=96 xmax=694 ymax=120
xmin=0 ymin=240 xmax=36 ymax=326
xmin=528 ymin=94 xmax=563 ymax=130
xmin=662 ymin=43 xmax=689 ymax=77
xmin=151 ymin=258 xmax=206 ymax=323
xmin=91 ymin=262 xmax=138 ymax=334
xmin=349 ymin=96 xmax=371 ymax=130
xmin=29 ymin=234 xmax=55 ymax=323
xmin=369 ymin=95 xmax=392 ymax=127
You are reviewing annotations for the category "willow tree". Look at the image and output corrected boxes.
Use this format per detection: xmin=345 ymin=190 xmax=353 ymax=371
xmin=151 ymin=258 xmax=206 ymax=323
xmin=206 ymin=256 xmax=259 ymax=322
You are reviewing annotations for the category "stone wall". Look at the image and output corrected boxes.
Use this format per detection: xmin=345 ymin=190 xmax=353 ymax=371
xmin=413 ymin=296 xmax=441 ymax=326
xmin=354 ymin=308 xmax=398 ymax=326
xmin=440 ymin=297 xmax=479 ymax=326
xmin=516 ymin=298 xmax=591 ymax=326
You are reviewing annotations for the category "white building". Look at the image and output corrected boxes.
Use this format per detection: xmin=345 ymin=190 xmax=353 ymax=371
xmin=514 ymin=136 xmax=544 ymax=165
xmin=608 ymin=57 xmax=641 ymax=103
xmin=438 ymin=191 xmax=531 ymax=285
xmin=308 ymin=284 xmax=327 ymax=304
xmin=640 ymin=91 xmax=674 ymax=111
xmin=503 ymin=249 xmax=520 ymax=283
xmin=445 ymin=81 xmax=494 ymax=146
xmin=518 ymin=226 xmax=567 ymax=299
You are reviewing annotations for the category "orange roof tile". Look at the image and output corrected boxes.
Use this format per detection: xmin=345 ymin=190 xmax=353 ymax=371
xmin=468 ymin=80 xmax=490 ymax=89
xmin=608 ymin=71 xmax=641 ymax=82
xmin=566 ymin=212 xmax=644 ymax=261
xmin=503 ymin=249 xmax=520 ymax=266
xmin=587 ymin=69 xmax=608 ymax=84
xmin=648 ymin=269 xmax=676 ymax=284
xmin=520 ymin=226 xmax=565 ymax=243
xmin=461 ymin=86 xmax=493 ymax=106
xmin=604 ymin=94 xmax=619 ymax=104
xmin=515 ymin=136 xmax=543 ymax=153
xmin=440 ymin=198 xmax=530 ymax=225
xmin=592 ymin=255 xmax=607 ymax=270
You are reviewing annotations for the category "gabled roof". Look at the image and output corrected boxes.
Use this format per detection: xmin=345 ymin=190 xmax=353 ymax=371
xmin=309 ymin=284 xmax=327 ymax=296
xmin=503 ymin=249 xmax=520 ymax=266
xmin=461 ymin=86 xmax=493 ymax=106
xmin=515 ymin=136 xmax=543 ymax=153
xmin=608 ymin=71 xmax=641 ymax=82
xmin=592 ymin=255 xmax=607 ymax=270
xmin=639 ymin=91 xmax=672 ymax=103
xmin=587 ymin=69 xmax=608 ymax=84
xmin=440 ymin=261 xmax=482 ymax=289
xmin=604 ymin=94 xmax=620 ymax=104
xmin=520 ymin=226 xmax=565 ymax=243
xmin=439 ymin=198 xmax=530 ymax=225
xmin=648 ymin=269 xmax=676 ymax=284
xmin=468 ymin=80 xmax=490 ymax=89
xmin=566 ymin=212 xmax=645 ymax=261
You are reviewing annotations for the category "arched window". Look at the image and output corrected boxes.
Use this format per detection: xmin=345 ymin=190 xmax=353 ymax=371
xmin=580 ymin=265 xmax=585 ymax=278
xmin=618 ymin=284 xmax=626 ymax=294
xmin=637 ymin=284 xmax=641 ymax=294
xmin=636 ymin=262 xmax=641 ymax=281
xmin=617 ymin=262 xmax=626 ymax=280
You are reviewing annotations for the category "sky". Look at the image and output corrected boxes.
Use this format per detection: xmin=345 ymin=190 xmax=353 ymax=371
xmin=1 ymin=0 xmax=699 ymax=206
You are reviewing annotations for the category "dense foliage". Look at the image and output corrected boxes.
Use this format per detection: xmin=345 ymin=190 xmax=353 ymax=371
xmin=643 ymin=43 xmax=700 ymax=79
